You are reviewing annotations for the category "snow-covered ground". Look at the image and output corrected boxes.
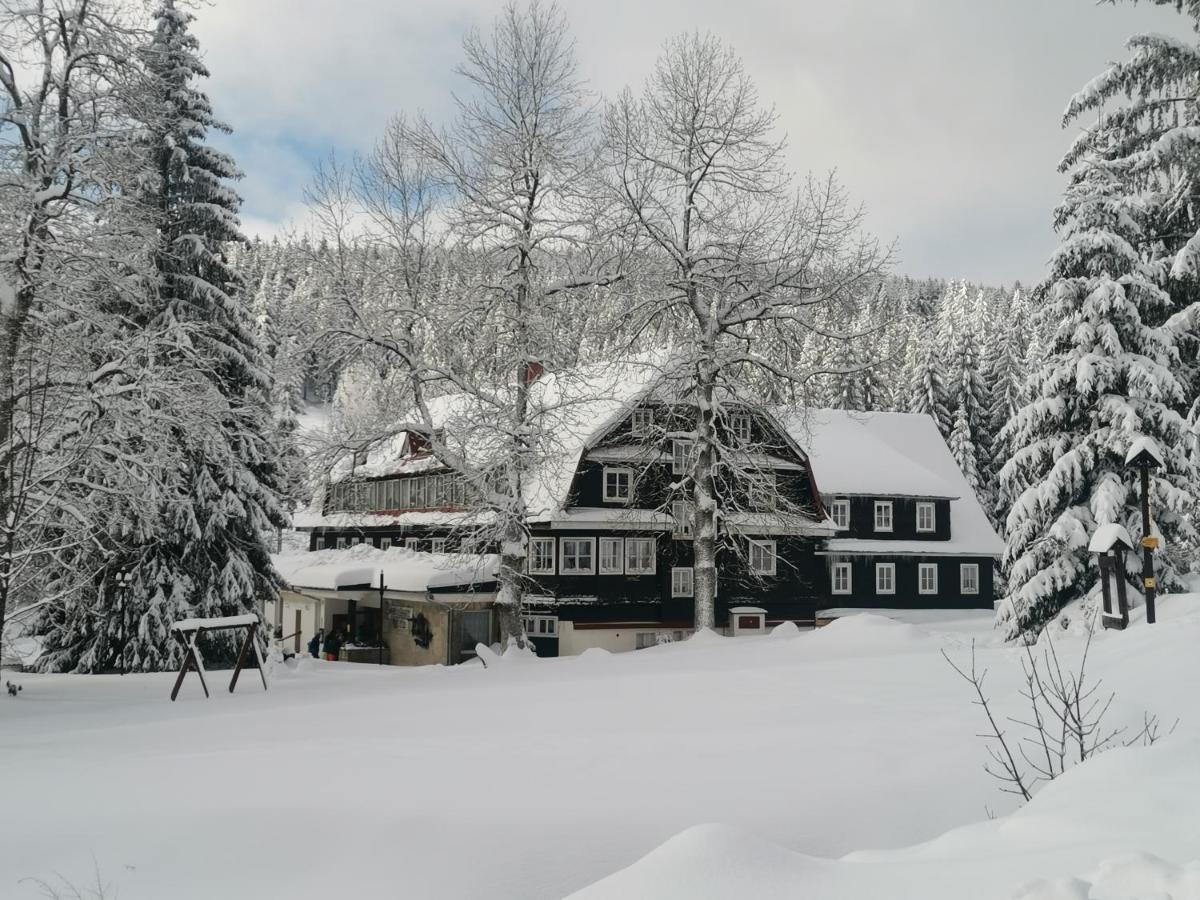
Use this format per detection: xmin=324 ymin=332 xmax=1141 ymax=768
xmin=1 ymin=602 xmax=1196 ymax=899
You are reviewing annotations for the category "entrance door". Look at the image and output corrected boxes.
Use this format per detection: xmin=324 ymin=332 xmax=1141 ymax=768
xmin=456 ymin=610 xmax=493 ymax=663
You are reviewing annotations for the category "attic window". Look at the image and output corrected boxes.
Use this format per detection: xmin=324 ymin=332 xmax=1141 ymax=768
xmin=830 ymin=499 xmax=850 ymax=530
xmin=631 ymin=408 xmax=654 ymax=436
xmin=409 ymin=432 xmax=431 ymax=455
xmin=874 ymin=501 xmax=893 ymax=533
xmin=352 ymin=448 xmax=368 ymax=468
xmin=731 ymin=414 xmax=751 ymax=444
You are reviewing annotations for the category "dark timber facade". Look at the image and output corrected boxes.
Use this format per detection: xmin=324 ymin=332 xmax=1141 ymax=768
xmin=299 ymin=396 xmax=1002 ymax=659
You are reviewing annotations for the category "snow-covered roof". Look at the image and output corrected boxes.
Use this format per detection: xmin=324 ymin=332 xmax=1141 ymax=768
xmin=317 ymin=354 xmax=670 ymax=525
xmin=1088 ymin=523 xmax=1135 ymax=554
xmin=273 ymin=545 xmax=498 ymax=594
xmin=783 ymin=408 xmax=1004 ymax=559
xmin=1125 ymin=436 xmax=1165 ymax=468
xmin=781 ymin=409 xmax=959 ymax=499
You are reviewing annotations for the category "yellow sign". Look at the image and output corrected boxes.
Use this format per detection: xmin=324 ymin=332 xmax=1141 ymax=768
xmin=1144 ymin=577 xmax=1157 ymax=589
xmin=1141 ymin=536 xmax=1159 ymax=550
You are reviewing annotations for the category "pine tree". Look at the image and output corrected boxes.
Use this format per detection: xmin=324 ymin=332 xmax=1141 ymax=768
xmin=120 ymin=1 xmax=285 ymax=668
xmin=904 ymin=339 xmax=952 ymax=436
xmin=999 ymin=126 xmax=1200 ymax=639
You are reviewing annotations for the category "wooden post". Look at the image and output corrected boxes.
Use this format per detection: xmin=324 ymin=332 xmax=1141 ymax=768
xmin=379 ymin=570 xmax=385 ymax=666
xmin=1139 ymin=464 xmax=1157 ymax=625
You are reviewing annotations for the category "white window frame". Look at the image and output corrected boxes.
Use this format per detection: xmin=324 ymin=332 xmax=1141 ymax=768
xmin=630 ymin=408 xmax=654 ymax=436
xmin=919 ymin=563 xmax=939 ymax=595
xmin=875 ymin=562 xmax=896 ymax=595
xmin=523 ymin=614 xmax=558 ymax=636
xmin=671 ymin=567 xmax=694 ymax=598
xmin=916 ymin=501 xmax=936 ymax=533
xmin=430 ymin=538 xmax=446 ymax=554
xmin=672 ymin=439 xmax=695 ymax=476
xmin=731 ymin=414 xmax=752 ymax=445
xmin=528 ymin=537 xmax=556 ymax=575
xmin=560 ymin=537 xmax=596 ymax=575
xmin=635 ymin=632 xmax=658 ymax=650
xmin=874 ymin=500 xmax=894 ymax=533
xmin=602 ymin=466 xmax=633 ymax=504
xmin=960 ymin=563 xmax=980 ymax=595
xmin=598 ymin=537 xmax=624 ymax=574
xmin=832 ymin=561 xmax=852 ymax=595
xmin=403 ymin=537 xmax=419 ymax=550
xmin=624 ymin=537 xmax=656 ymax=575
xmin=748 ymin=539 xmax=777 ymax=576
xmin=672 ymin=500 xmax=693 ymax=538
xmin=830 ymin=498 xmax=850 ymax=530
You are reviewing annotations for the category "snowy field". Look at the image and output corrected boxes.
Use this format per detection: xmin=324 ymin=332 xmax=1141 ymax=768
xmin=2 ymin=603 xmax=1197 ymax=900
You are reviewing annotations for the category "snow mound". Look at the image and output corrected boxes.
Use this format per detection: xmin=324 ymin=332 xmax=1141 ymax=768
xmin=807 ymin=613 xmax=930 ymax=653
xmin=769 ymin=621 xmax=802 ymax=639
xmin=576 ymin=647 xmax=613 ymax=664
xmin=686 ymin=628 xmax=725 ymax=646
xmin=570 ymin=823 xmax=828 ymax=900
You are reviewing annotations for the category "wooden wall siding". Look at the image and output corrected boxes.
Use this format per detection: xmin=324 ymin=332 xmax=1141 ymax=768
xmin=833 ymin=496 xmax=952 ymax=541
xmin=825 ymin=554 xmax=994 ymax=609
xmin=525 ymin=532 xmax=826 ymax=626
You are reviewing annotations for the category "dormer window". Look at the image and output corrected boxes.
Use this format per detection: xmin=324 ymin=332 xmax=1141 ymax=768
xmin=873 ymin=500 xmax=893 ymax=532
xmin=352 ymin=448 xmax=368 ymax=468
xmin=830 ymin=498 xmax=850 ymax=530
xmin=916 ymin=502 xmax=936 ymax=533
xmin=603 ymin=467 xmax=633 ymax=504
xmin=631 ymin=408 xmax=654 ymax=436
xmin=731 ymin=414 xmax=752 ymax=445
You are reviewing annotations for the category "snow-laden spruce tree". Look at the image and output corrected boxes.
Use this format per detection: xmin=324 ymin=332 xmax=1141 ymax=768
xmin=999 ymin=131 xmax=1200 ymax=638
xmin=108 ymin=0 xmax=285 ymax=669
xmin=904 ymin=339 xmax=953 ymax=437
xmin=604 ymin=33 xmax=889 ymax=629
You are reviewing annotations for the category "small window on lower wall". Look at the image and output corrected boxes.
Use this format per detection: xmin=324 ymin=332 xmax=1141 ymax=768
xmin=430 ymin=538 xmax=446 ymax=554
xmin=336 ymin=536 xmax=349 ymax=549
xmin=671 ymin=567 xmax=694 ymax=598
xmin=919 ymin=563 xmax=939 ymax=595
xmin=875 ymin=562 xmax=895 ymax=595
xmin=832 ymin=562 xmax=852 ymax=594
xmin=748 ymin=539 xmax=777 ymax=576
xmin=960 ymin=563 xmax=979 ymax=594
xmin=635 ymin=632 xmax=658 ymax=649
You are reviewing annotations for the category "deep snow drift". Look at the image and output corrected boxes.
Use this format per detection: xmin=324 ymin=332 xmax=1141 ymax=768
xmin=1 ymin=603 xmax=1196 ymax=899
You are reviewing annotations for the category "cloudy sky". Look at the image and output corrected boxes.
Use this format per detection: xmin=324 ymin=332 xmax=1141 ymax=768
xmin=193 ymin=0 xmax=1193 ymax=286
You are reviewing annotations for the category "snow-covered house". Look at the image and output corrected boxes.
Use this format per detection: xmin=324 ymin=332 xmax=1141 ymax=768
xmin=292 ymin=364 xmax=1002 ymax=660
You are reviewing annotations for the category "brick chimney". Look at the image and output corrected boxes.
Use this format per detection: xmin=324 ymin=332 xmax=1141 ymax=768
xmin=520 ymin=361 xmax=545 ymax=385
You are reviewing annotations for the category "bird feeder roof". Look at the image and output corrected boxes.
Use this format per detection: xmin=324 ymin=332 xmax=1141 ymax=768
xmin=1088 ymin=523 xmax=1135 ymax=554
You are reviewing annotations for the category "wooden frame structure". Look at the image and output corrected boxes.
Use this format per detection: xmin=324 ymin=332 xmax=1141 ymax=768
xmin=170 ymin=614 xmax=269 ymax=701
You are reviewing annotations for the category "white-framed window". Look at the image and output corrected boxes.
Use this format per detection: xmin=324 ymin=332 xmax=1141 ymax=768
xmin=671 ymin=567 xmax=694 ymax=598
xmin=748 ymin=539 xmax=777 ymax=576
xmin=672 ymin=500 xmax=693 ymax=538
xmin=672 ymin=439 xmax=695 ymax=476
xmin=598 ymin=537 xmax=624 ymax=574
xmin=874 ymin=500 xmax=893 ymax=532
xmin=560 ymin=537 xmax=596 ymax=575
xmin=603 ymin=466 xmax=633 ymax=504
xmin=635 ymin=632 xmax=658 ymax=650
xmin=960 ymin=563 xmax=980 ymax=595
xmin=631 ymin=408 xmax=654 ymax=436
xmin=522 ymin=615 xmax=558 ymax=636
xmin=750 ymin=471 xmax=777 ymax=511
xmin=875 ymin=562 xmax=896 ymax=595
xmin=625 ymin=537 xmax=656 ymax=575
xmin=830 ymin=498 xmax=850 ymax=530
xmin=430 ymin=538 xmax=446 ymax=554
xmin=403 ymin=537 xmax=418 ymax=550
xmin=919 ymin=562 xmax=939 ymax=595
xmin=832 ymin=562 xmax=852 ymax=594
xmin=731 ymin=414 xmax=752 ymax=444
xmin=528 ymin=537 xmax=556 ymax=575
xmin=335 ymin=536 xmax=349 ymax=550
xmin=355 ymin=535 xmax=367 ymax=545
xmin=916 ymin=501 xmax=936 ymax=533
